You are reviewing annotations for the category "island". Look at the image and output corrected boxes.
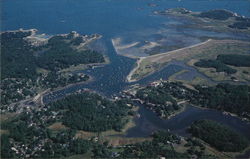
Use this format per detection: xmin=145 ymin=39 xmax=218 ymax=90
xmin=155 ymin=8 xmax=250 ymax=34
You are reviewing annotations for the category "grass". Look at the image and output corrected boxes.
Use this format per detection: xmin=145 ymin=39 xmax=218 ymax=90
xmin=62 ymin=151 xmax=93 ymax=159
xmin=48 ymin=122 xmax=68 ymax=131
xmin=59 ymin=64 xmax=89 ymax=74
xmin=47 ymin=106 xmax=140 ymax=147
xmin=168 ymin=69 xmax=189 ymax=81
xmin=188 ymin=59 xmax=250 ymax=83
xmin=202 ymin=143 xmax=250 ymax=159
xmin=224 ymin=146 xmax=250 ymax=159
xmin=36 ymin=67 xmax=49 ymax=75
xmin=129 ymin=40 xmax=250 ymax=84
xmin=185 ymin=137 xmax=250 ymax=159
xmin=0 ymin=113 xmax=16 ymax=135
xmin=174 ymin=137 xmax=250 ymax=159
xmin=173 ymin=139 xmax=189 ymax=153
xmin=130 ymin=59 xmax=157 ymax=81
xmin=0 ymin=129 xmax=9 ymax=135
xmin=105 ymin=136 xmax=151 ymax=147
xmin=73 ymin=106 xmax=150 ymax=147
xmin=168 ymin=67 xmax=212 ymax=85
xmin=0 ymin=112 xmax=16 ymax=123
xmin=75 ymin=112 xmax=137 ymax=141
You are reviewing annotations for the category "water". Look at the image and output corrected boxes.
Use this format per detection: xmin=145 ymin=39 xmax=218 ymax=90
xmin=2 ymin=0 xmax=250 ymax=35
xmin=127 ymin=105 xmax=250 ymax=139
xmin=2 ymin=0 xmax=250 ymax=139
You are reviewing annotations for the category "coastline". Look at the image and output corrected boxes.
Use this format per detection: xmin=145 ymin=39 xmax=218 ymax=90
xmin=111 ymin=38 xmax=140 ymax=59
xmin=190 ymin=104 xmax=250 ymax=123
xmin=0 ymin=28 xmax=37 ymax=34
xmin=166 ymin=103 xmax=187 ymax=120
xmin=155 ymin=8 xmax=250 ymax=35
xmin=126 ymin=57 xmax=145 ymax=82
xmin=126 ymin=39 xmax=212 ymax=82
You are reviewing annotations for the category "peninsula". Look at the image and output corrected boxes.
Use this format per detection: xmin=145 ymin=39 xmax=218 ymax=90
xmin=1 ymin=29 xmax=107 ymax=112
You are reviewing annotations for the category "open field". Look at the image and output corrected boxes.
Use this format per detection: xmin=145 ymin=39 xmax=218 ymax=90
xmin=168 ymin=69 xmax=214 ymax=86
xmin=47 ymin=119 xmax=142 ymax=146
xmin=47 ymin=106 xmax=140 ymax=146
xmin=48 ymin=115 xmax=136 ymax=140
xmin=62 ymin=152 xmax=93 ymax=159
xmin=0 ymin=113 xmax=16 ymax=135
xmin=48 ymin=122 xmax=68 ymax=130
xmin=74 ymin=115 xmax=137 ymax=140
xmin=0 ymin=112 xmax=16 ymax=123
xmin=173 ymin=137 xmax=250 ymax=159
xmin=127 ymin=39 xmax=250 ymax=84
xmin=105 ymin=136 xmax=151 ymax=147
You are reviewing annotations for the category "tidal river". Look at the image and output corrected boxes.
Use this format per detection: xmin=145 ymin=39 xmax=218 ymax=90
xmin=43 ymin=36 xmax=250 ymax=139
xmin=2 ymin=0 xmax=250 ymax=138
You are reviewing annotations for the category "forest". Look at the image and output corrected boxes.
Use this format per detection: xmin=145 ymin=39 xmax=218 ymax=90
xmin=36 ymin=34 xmax=104 ymax=71
xmin=189 ymin=120 xmax=249 ymax=152
xmin=40 ymin=71 xmax=89 ymax=89
xmin=1 ymin=134 xmax=13 ymax=158
xmin=1 ymin=128 xmax=93 ymax=158
xmin=118 ymin=131 xmax=216 ymax=159
xmin=136 ymin=85 xmax=180 ymax=118
xmin=217 ymin=54 xmax=250 ymax=67
xmin=196 ymin=9 xmax=250 ymax=29
xmin=135 ymin=81 xmax=250 ymax=120
xmin=198 ymin=9 xmax=234 ymax=20
xmin=119 ymin=131 xmax=186 ymax=159
xmin=1 ymin=31 xmax=37 ymax=79
xmin=194 ymin=54 xmax=250 ymax=74
xmin=49 ymin=92 xmax=132 ymax=132
xmin=193 ymin=83 xmax=250 ymax=118
xmin=194 ymin=59 xmax=237 ymax=74
xmin=229 ymin=17 xmax=250 ymax=29
xmin=37 ymin=129 xmax=92 ymax=158
xmin=0 ymin=91 xmax=133 ymax=158
xmin=0 ymin=30 xmax=105 ymax=106
xmin=1 ymin=31 xmax=104 ymax=79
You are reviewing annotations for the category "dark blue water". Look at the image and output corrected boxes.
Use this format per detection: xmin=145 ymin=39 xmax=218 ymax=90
xmin=127 ymin=105 xmax=250 ymax=139
xmin=2 ymin=0 xmax=250 ymax=35
xmin=3 ymin=0 xmax=250 ymax=139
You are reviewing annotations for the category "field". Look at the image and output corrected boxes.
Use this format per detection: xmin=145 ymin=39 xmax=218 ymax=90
xmin=47 ymin=106 xmax=145 ymax=147
xmin=168 ymin=70 xmax=213 ymax=86
xmin=128 ymin=39 xmax=250 ymax=84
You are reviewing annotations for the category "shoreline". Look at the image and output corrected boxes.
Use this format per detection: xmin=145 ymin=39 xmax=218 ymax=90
xmin=126 ymin=57 xmax=146 ymax=82
xmin=191 ymin=104 xmax=250 ymax=123
xmin=41 ymin=75 xmax=96 ymax=104
xmin=155 ymin=8 xmax=250 ymax=35
xmin=0 ymin=28 xmax=37 ymax=34
xmin=111 ymin=38 xmax=140 ymax=59
xmin=166 ymin=103 xmax=187 ymax=120
xmin=126 ymin=39 xmax=212 ymax=82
